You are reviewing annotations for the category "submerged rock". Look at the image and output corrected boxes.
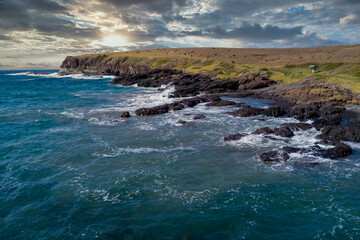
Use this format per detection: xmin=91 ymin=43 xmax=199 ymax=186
xmin=252 ymin=127 xmax=274 ymax=135
xmin=273 ymin=127 xmax=294 ymax=138
xmin=260 ymin=150 xmax=290 ymax=163
xmin=121 ymin=111 xmax=131 ymax=118
xmin=177 ymin=120 xmax=188 ymax=126
xmin=282 ymin=146 xmax=302 ymax=154
xmin=295 ymin=162 xmax=321 ymax=168
xmin=325 ymin=142 xmax=352 ymax=158
xmin=224 ymin=133 xmax=248 ymax=141
xmin=135 ymin=105 xmax=169 ymax=116
xmin=279 ymin=123 xmax=312 ymax=131
xmin=281 ymin=142 xmax=352 ymax=159
xmin=193 ymin=114 xmax=206 ymax=120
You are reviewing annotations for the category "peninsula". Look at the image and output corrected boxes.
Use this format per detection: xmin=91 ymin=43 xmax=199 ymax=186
xmin=60 ymin=45 xmax=360 ymax=162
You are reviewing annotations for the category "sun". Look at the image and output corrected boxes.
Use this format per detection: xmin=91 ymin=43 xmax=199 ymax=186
xmin=100 ymin=35 xmax=128 ymax=47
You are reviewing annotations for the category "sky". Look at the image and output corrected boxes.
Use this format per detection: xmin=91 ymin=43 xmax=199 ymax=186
xmin=0 ymin=0 xmax=359 ymax=70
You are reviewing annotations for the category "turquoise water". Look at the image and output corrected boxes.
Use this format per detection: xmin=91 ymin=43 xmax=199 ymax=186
xmin=1 ymin=70 xmax=359 ymax=240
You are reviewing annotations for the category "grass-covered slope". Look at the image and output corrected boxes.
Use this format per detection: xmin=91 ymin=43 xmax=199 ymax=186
xmin=60 ymin=45 xmax=360 ymax=93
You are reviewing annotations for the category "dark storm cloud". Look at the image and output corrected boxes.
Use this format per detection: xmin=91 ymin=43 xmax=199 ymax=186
xmin=183 ymin=23 xmax=303 ymax=42
xmin=214 ymin=0 xmax=314 ymax=17
xmin=278 ymin=32 xmax=341 ymax=48
xmin=98 ymin=0 xmax=190 ymax=13
xmin=0 ymin=0 xmax=356 ymax=45
xmin=0 ymin=35 xmax=14 ymax=41
xmin=0 ymin=0 xmax=100 ymax=40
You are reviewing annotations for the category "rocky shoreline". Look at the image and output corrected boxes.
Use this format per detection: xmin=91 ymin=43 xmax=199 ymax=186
xmin=60 ymin=62 xmax=360 ymax=164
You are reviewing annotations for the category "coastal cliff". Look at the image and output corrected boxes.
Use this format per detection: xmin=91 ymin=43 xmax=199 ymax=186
xmin=60 ymin=55 xmax=151 ymax=75
xmin=59 ymin=45 xmax=360 ymax=93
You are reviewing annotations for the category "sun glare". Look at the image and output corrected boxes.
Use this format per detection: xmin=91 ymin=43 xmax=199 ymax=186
xmin=100 ymin=35 xmax=128 ymax=47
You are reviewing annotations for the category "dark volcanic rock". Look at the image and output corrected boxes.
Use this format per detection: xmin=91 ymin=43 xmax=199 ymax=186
xmin=273 ymin=127 xmax=294 ymax=138
xmin=327 ymin=142 xmax=352 ymax=158
xmin=111 ymin=68 xmax=275 ymax=98
xmin=282 ymin=146 xmax=302 ymax=154
xmin=317 ymin=102 xmax=345 ymax=116
xmin=281 ymin=142 xmax=352 ymax=160
xmin=319 ymin=142 xmax=352 ymax=158
xmin=287 ymin=102 xmax=345 ymax=121
xmin=313 ymin=114 xmax=342 ymax=128
xmin=135 ymin=95 xmax=218 ymax=116
xmin=172 ymin=76 xmax=240 ymax=97
xmin=121 ymin=111 xmax=131 ymax=118
xmin=177 ymin=120 xmax=188 ymax=126
xmin=252 ymin=127 xmax=274 ymax=135
xmin=279 ymin=123 xmax=312 ymax=131
xmin=237 ymin=72 xmax=275 ymax=90
xmin=227 ymin=105 xmax=286 ymax=118
xmin=135 ymin=105 xmax=170 ymax=116
xmin=318 ymin=123 xmax=360 ymax=142
xmin=111 ymin=68 xmax=180 ymax=87
xmin=287 ymin=102 xmax=320 ymax=120
xmin=260 ymin=150 xmax=290 ymax=163
xmin=224 ymin=133 xmax=248 ymax=141
xmin=193 ymin=114 xmax=206 ymax=120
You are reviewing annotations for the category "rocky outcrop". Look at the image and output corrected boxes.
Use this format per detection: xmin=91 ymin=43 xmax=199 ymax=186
xmin=273 ymin=127 xmax=294 ymax=138
xmin=323 ymin=142 xmax=352 ymax=158
xmin=260 ymin=150 xmax=290 ymax=163
xmin=177 ymin=120 xmax=188 ymax=126
xmin=224 ymin=133 xmax=248 ymax=141
xmin=238 ymin=71 xmax=275 ymax=90
xmin=135 ymin=95 xmax=220 ymax=116
xmin=60 ymin=55 xmax=152 ymax=75
xmin=226 ymin=105 xmax=286 ymax=118
xmin=121 ymin=111 xmax=130 ymax=118
xmin=279 ymin=123 xmax=312 ymax=131
xmin=281 ymin=142 xmax=352 ymax=159
xmin=112 ymin=71 xmax=274 ymax=98
xmin=252 ymin=127 xmax=274 ymax=135
xmin=60 ymin=55 xmax=359 ymax=164
xmin=318 ymin=123 xmax=360 ymax=142
xmin=287 ymin=102 xmax=345 ymax=121
xmin=193 ymin=114 xmax=206 ymax=120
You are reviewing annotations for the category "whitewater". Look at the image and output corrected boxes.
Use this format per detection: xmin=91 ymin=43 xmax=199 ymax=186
xmin=0 ymin=70 xmax=359 ymax=239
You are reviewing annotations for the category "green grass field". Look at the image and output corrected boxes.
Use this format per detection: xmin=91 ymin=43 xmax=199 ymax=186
xmin=75 ymin=51 xmax=360 ymax=93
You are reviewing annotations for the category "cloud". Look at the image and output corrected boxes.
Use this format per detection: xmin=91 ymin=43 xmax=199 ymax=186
xmin=183 ymin=23 xmax=303 ymax=42
xmin=0 ymin=62 xmax=13 ymax=67
xmin=0 ymin=0 xmax=358 ymax=70
xmin=275 ymin=32 xmax=341 ymax=48
xmin=96 ymin=0 xmax=190 ymax=14
xmin=0 ymin=0 xmax=100 ymax=40
xmin=340 ymin=14 xmax=359 ymax=25
xmin=0 ymin=34 xmax=14 ymax=41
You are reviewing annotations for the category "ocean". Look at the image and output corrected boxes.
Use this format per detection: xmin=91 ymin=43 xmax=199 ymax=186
xmin=1 ymin=70 xmax=359 ymax=239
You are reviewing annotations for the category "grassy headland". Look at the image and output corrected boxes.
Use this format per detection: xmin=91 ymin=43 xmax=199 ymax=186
xmin=65 ymin=45 xmax=360 ymax=93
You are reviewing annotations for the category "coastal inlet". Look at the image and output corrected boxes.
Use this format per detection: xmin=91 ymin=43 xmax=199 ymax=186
xmin=1 ymin=70 xmax=360 ymax=239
